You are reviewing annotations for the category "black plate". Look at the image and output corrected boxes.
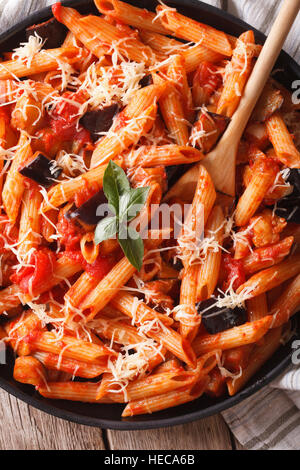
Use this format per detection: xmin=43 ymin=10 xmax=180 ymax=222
xmin=0 ymin=0 xmax=299 ymax=430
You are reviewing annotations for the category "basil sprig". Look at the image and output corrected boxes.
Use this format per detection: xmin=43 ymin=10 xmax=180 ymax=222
xmin=94 ymin=161 xmax=150 ymax=271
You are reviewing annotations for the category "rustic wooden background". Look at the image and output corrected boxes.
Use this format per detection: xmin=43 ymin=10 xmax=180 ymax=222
xmin=0 ymin=0 xmax=298 ymax=450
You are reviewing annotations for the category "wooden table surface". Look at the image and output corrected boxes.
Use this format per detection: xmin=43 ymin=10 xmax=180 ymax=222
xmin=0 ymin=0 xmax=298 ymax=450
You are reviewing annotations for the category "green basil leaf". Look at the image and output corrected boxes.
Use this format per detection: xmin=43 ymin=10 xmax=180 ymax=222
xmin=118 ymin=227 xmax=144 ymax=271
xmin=103 ymin=160 xmax=130 ymax=214
xmin=120 ymin=186 xmax=150 ymax=222
xmin=94 ymin=216 xmax=118 ymax=245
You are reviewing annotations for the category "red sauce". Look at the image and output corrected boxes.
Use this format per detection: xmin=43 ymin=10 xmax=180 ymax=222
xmin=74 ymin=179 xmax=100 ymax=207
xmin=22 ymin=329 xmax=42 ymax=344
xmin=194 ymin=62 xmax=222 ymax=98
xmin=222 ymin=254 xmax=246 ymax=291
xmin=84 ymin=255 xmax=115 ymax=280
xmin=57 ymin=212 xmax=83 ymax=251
xmin=63 ymin=250 xmax=115 ymax=281
xmin=49 ymin=91 xmax=92 ymax=147
xmin=52 ymin=2 xmax=62 ymax=22
xmin=11 ymin=248 xmax=56 ymax=294
xmin=113 ymin=111 xmax=129 ymax=132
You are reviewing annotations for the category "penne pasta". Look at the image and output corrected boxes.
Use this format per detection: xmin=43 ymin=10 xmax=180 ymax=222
xmin=0 ymin=0 xmax=298 ymax=416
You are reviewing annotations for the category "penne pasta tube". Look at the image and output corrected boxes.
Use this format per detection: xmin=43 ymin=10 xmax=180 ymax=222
xmin=53 ymin=5 xmax=158 ymax=64
xmin=167 ymin=54 xmax=195 ymax=123
xmin=2 ymin=131 xmax=32 ymax=223
xmin=235 ymin=158 xmax=278 ymax=226
xmin=0 ymin=284 xmax=24 ymax=315
xmin=17 ymin=188 xmax=43 ymax=260
xmin=13 ymin=356 xmax=46 ymax=387
xmin=64 ymin=272 xmax=100 ymax=313
xmin=122 ymin=376 xmax=209 ymax=416
xmin=216 ymin=31 xmax=255 ymax=118
xmin=34 ymin=352 xmax=108 ymax=379
xmin=140 ymin=30 xmax=223 ymax=73
xmin=242 ymin=236 xmax=294 ymax=275
xmin=79 ymin=231 xmax=168 ymax=321
xmin=123 ymin=145 xmax=204 ymax=168
xmin=91 ymin=103 xmax=158 ymax=167
xmin=93 ymin=316 xmax=147 ymax=346
xmin=156 ymin=6 xmax=232 ymax=56
xmin=269 ymin=274 xmax=300 ymax=328
xmin=177 ymin=165 xmax=216 ymax=267
xmin=246 ymin=293 xmax=268 ymax=322
xmin=0 ymin=47 xmax=79 ymax=80
xmin=197 ymin=206 xmax=225 ymax=301
xmin=94 ymin=0 xmax=170 ymax=35
xmin=222 ymin=344 xmax=254 ymax=373
xmin=266 ymin=112 xmax=300 ymax=168
xmin=110 ymin=292 xmax=196 ymax=367
xmin=90 ymin=82 xmax=167 ymax=167
xmin=237 ymin=255 xmax=300 ymax=298
xmin=190 ymin=350 xmax=221 ymax=378
xmin=41 ymin=209 xmax=58 ymax=243
xmin=28 ymin=331 xmax=115 ymax=363
xmin=80 ymin=232 xmax=99 ymax=265
xmin=44 ymin=159 xmax=123 ymax=211
xmin=176 ymin=265 xmax=200 ymax=342
xmin=193 ymin=316 xmax=272 ymax=356
xmin=79 ymin=256 xmax=138 ymax=320
xmin=227 ymin=327 xmax=282 ymax=395
xmin=155 ymin=76 xmax=189 ymax=146
xmin=106 ymin=369 xmax=197 ymax=403
xmin=37 ymin=381 xmax=114 ymax=403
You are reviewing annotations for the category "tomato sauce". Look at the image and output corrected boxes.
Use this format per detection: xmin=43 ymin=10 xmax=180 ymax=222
xmin=63 ymin=250 xmax=115 ymax=281
xmin=57 ymin=212 xmax=83 ymax=251
xmin=48 ymin=91 xmax=92 ymax=149
xmin=11 ymin=248 xmax=56 ymax=294
xmin=74 ymin=180 xmax=100 ymax=207
xmin=222 ymin=254 xmax=246 ymax=291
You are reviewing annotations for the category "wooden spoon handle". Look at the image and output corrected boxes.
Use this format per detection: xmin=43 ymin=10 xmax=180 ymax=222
xmin=231 ymin=0 xmax=300 ymax=136
xmin=203 ymin=0 xmax=300 ymax=196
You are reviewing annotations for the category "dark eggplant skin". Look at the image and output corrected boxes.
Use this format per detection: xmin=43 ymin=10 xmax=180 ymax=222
xmin=26 ymin=18 xmax=67 ymax=49
xmin=19 ymin=152 xmax=62 ymax=187
xmin=139 ymin=75 xmax=153 ymax=88
xmin=166 ymin=164 xmax=193 ymax=191
xmin=274 ymin=169 xmax=300 ymax=223
xmin=197 ymin=299 xmax=248 ymax=334
xmin=79 ymin=104 xmax=120 ymax=142
xmin=65 ymin=190 xmax=109 ymax=226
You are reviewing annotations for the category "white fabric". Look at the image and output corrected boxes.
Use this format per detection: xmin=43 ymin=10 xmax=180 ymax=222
xmin=0 ymin=0 xmax=299 ymax=451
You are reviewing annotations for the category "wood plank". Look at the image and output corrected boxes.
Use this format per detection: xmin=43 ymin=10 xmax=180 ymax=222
xmin=233 ymin=437 xmax=245 ymax=450
xmin=108 ymin=415 xmax=233 ymax=450
xmin=227 ymin=0 xmax=300 ymax=62
xmin=0 ymin=389 xmax=105 ymax=450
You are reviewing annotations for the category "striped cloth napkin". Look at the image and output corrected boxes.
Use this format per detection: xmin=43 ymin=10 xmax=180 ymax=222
xmin=0 ymin=0 xmax=299 ymax=451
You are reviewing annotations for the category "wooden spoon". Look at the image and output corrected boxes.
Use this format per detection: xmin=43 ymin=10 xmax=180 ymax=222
xmin=202 ymin=0 xmax=300 ymax=196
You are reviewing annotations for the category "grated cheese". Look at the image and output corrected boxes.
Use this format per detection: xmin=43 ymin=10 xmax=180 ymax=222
xmin=12 ymin=33 xmax=45 ymax=68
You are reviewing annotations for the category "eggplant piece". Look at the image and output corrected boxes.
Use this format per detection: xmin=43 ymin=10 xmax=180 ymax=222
xmin=166 ymin=164 xmax=192 ymax=191
xmin=19 ymin=152 xmax=62 ymax=187
xmin=79 ymin=104 xmax=120 ymax=142
xmin=26 ymin=18 xmax=67 ymax=49
xmin=274 ymin=169 xmax=300 ymax=223
xmin=139 ymin=74 xmax=153 ymax=88
xmin=197 ymin=299 xmax=247 ymax=334
xmin=65 ymin=190 xmax=109 ymax=226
